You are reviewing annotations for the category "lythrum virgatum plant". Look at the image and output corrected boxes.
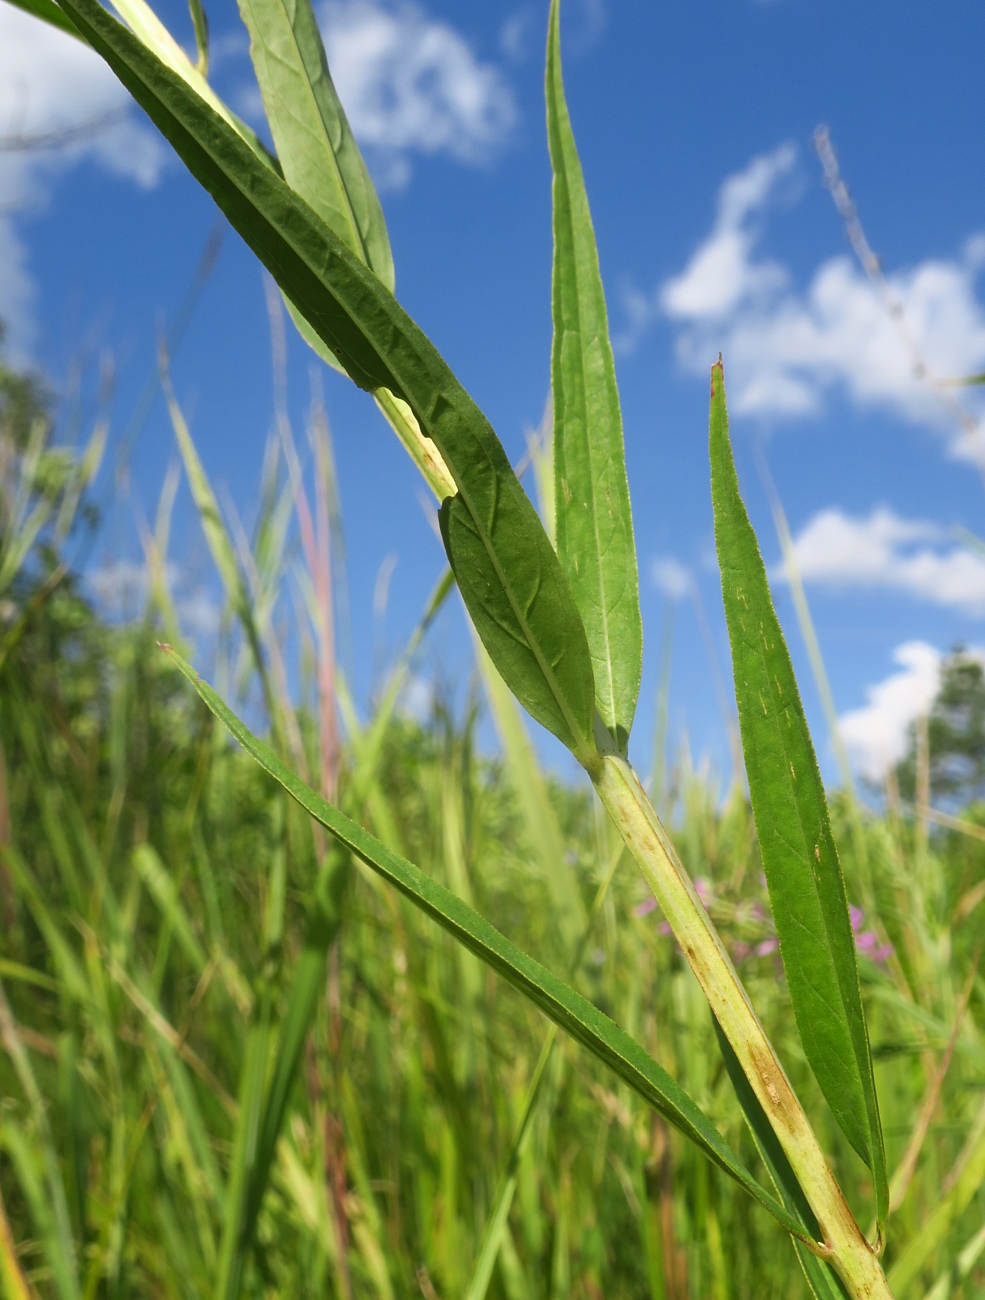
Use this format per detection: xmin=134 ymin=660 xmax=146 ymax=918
xmin=6 ymin=0 xmax=899 ymax=1293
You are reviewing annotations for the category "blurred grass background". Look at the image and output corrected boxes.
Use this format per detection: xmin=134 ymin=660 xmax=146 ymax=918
xmin=1 ymin=332 xmax=984 ymax=1300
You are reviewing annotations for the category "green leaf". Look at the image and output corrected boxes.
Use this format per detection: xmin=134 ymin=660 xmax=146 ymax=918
xmin=163 ymin=645 xmax=816 ymax=1244
xmin=546 ymin=0 xmax=641 ymax=753
xmin=108 ymin=0 xmax=273 ymax=162
xmin=187 ymin=0 xmax=208 ymax=73
xmin=475 ymin=634 xmax=587 ymax=952
xmin=55 ymin=0 xmax=596 ymax=758
xmin=236 ymin=0 xmax=395 ymax=380
xmin=238 ymin=852 xmax=348 ymax=1276
xmin=2 ymin=0 xmax=80 ymax=38
xmin=237 ymin=0 xmax=393 ymax=289
xmin=439 ymin=494 xmax=594 ymax=755
xmin=161 ymin=368 xmax=280 ymax=726
xmin=709 ymin=359 xmax=887 ymax=1228
xmin=712 ymin=1017 xmax=849 ymax=1300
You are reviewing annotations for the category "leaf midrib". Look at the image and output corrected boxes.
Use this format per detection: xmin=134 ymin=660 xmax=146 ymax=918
xmin=549 ymin=24 xmax=620 ymax=732
xmin=259 ymin=0 xmax=370 ymax=267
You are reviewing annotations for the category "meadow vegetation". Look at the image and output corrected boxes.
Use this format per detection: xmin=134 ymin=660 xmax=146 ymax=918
xmin=2 ymin=0 xmax=985 ymax=1295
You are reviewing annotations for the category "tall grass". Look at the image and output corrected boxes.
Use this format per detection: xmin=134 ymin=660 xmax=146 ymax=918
xmin=3 ymin=0 xmax=985 ymax=1292
xmin=1 ymin=347 xmax=984 ymax=1297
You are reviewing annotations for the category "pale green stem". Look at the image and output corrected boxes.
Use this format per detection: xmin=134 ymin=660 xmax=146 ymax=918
xmin=591 ymin=754 xmax=894 ymax=1300
xmin=374 ymin=388 xmax=457 ymax=502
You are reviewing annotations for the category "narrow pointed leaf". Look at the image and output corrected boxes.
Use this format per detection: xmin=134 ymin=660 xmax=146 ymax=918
xmin=56 ymin=0 xmax=596 ymax=757
xmin=187 ymin=0 xmax=208 ymax=72
xmin=709 ymin=359 xmax=887 ymax=1227
xmin=712 ymin=1018 xmax=849 ymax=1300
xmin=475 ymin=635 xmax=586 ymax=951
xmin=3 ymin=0 xmax=80 ymax=38
xmin=237 ymin=0 xmax=394 ymax=378
xmin=163 ymin=644 xmax=814 ymax=1244
xmin=239 ymin=852 xmax=348 ymax=1262
xmin=237 ymin=0 xmax=392 ymax=289
xmin=547 ymin=0 xmax=641 ymax=751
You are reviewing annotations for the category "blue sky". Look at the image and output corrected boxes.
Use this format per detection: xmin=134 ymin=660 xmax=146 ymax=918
xmin=4 ymin=0 xmax=985 ymax=788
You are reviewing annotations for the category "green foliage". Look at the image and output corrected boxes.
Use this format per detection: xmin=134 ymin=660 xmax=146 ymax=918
xmin=895 ymin=649 xmax=985 ymax=804
xmin=546 ymin=0 xmax=642 ymax=753
xmin=6 ymin=0 xmax=985 ymax=1293
xmin=54 ymin=0 xmax=599 ymax=759
xmin=0 ymin=332 xmax=50 ymax=454
xmin=709 ymin=361 xmax=887 ymax=1228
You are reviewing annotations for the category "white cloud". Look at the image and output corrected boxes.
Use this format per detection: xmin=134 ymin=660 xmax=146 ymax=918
xmin=660 ymin=143 xmax=797 ymax=322
xmin=651 ymin=555 xmax=692 ymax=599
xmin=621 ymin=144 xmax=985 ymax=457
xmin=87 ymin=557 xmax=219 ymax=639
xmin=87 ymin=558 xmax=149 ymax=616
xmin=321 ymin=0 xmax=515 ymax=188
xmin=839 ymin=641 xmax=941 ymax=780
xmin=786 ymin=506 xmax=985 ymax=615
xmin=0 ymin=3 xmax=165 ymax=354
xmin=499 ymin=10 xmax=532 ymax=63
xmin=400 ymin=671 xmax=434 ymax=721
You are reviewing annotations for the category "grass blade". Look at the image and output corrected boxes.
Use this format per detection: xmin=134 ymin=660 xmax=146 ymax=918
xmin=887 ymin=1095 xmax=985 ymax=1297
xmin=238 ymin=851 xmax=349 ymax=1274
xmin=465 ymin=840 xmax=625 ymax=1300
xmin=0 ymin=1175 xmax=37 ymax=1300
xmin=0 ymin=985 xmax=80 ymax=1300
xmin=53 ymin=0 xmax=597 ymax=759
xmin=547 ymin=0 xmax=641 ymax=752
xmin=709 ymin=359 xmax=887 ymax=1227
xmin=162 ymin=644 xmax=816 ymax=1243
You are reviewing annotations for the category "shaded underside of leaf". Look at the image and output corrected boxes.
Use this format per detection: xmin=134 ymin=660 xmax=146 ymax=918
xmin=163 ymin=645 xmax=810 ymax=1244
xmin=547 ymin=0 xmax=641 ymax=751
xmin=52 ymin=0 xmax=596 ymax=758
xmin=709 ymin=360 xmax=887 ymax=1227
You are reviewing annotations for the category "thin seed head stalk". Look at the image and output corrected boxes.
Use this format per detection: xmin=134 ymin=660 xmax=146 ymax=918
xmin=589 ymin=751 xmax=894 ymax=1299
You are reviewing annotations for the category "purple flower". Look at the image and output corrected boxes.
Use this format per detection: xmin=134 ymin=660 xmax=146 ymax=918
xmin=634 ymin=896 xmax=658 ymax=918
xmin=694 ymin=877 xmax=712 ymax=906
xmin=848 ymin=904 xmax=892 ymax=963
xmin=733 ymin=941 xmax=750 ymax=961
xmin=755 ymin=937 xmax=779 ymax=957
xmin=856 ymin=929 xmax=893 ymax=964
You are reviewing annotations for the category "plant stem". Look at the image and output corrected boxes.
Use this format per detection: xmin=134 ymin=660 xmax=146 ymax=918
xmin=591 ymin=754 xmax=894 ymax=1300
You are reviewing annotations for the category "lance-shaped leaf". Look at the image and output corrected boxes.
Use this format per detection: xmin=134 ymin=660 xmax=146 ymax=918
xmin=163 ymin=645 xmax=816 ymax=1246
xmin=547 ymin=0 xmax=641 ymax=752
xmin=713 ymin=1018 xmax=849 ymax=1300
xmin=237 ymin=0 xmax=394 ymax=378
xmin=237 ymin=0 xmax=392 ymax=288
xmin=709 ymin=359 xmax=887 ymax=1229
xmin=55 ymin=0 xmax=596 ymax=759
xmin=5 ymin=0 xmax=80 ymax=37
